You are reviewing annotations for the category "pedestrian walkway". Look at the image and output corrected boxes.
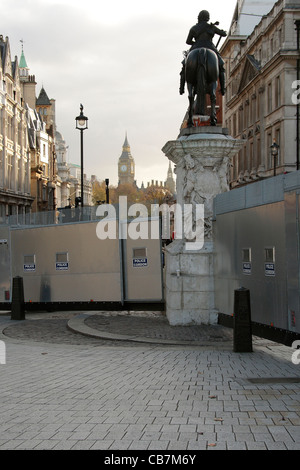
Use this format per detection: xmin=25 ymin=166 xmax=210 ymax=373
xmin=0 ymin=310 xmax=299 ymax=450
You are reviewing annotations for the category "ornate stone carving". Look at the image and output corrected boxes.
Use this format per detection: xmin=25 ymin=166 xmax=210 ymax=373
xmin=162 ymin=130 xmax=244 ymax=326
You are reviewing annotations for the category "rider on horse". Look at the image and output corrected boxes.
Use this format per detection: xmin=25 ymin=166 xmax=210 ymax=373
xmin=180 ymin=10 xmax=227 ymax=96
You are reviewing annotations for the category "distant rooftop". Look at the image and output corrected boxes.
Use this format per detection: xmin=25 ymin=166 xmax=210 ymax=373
xmin=36 ymin=86 xmax=51 ymax=106
xmin=19 ymin=49 xmax=28 ymax=69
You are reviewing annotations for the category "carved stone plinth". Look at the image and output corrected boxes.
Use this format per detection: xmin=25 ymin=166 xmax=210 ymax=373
xmin=162 ymin=127 xmax=243 ymax=325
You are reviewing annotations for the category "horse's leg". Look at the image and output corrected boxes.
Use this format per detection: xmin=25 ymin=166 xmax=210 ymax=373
xmin=195 ymin=87 xmax=205 ymax=115
xmin=187 ymin=83 xmax=194 ymax=127
xmin=209 ymin=82 xmax=217 ymax=126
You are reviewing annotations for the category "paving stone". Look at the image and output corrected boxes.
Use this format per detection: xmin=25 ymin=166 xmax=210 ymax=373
xmin=0 ymin=312 xmax=299 ymax=451
xmin=227 ymin=442 xmax=247 ymax=450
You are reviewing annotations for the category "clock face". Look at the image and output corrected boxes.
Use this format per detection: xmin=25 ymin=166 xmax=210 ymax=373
xmin=121 ymin=165 xmax=127 ymax=172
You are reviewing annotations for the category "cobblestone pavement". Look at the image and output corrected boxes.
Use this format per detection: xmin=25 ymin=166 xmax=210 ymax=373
xmin=84 ymin=311 xmax=234 ymax=343
xmin=0 ymin=311 xmax=299 ymax=450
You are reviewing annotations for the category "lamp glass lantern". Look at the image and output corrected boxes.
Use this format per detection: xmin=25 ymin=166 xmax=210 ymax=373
xmin=75 ymin=104 xmax=88 ymax=130
xmin=270 ymin=141 xmax=279 ymax=156
xmin=270 ymin=140 xmax=280 ymax=176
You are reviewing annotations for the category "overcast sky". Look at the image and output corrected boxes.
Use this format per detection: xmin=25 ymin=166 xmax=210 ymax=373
xmin=2 ymin=0 xmax=237 ymax=186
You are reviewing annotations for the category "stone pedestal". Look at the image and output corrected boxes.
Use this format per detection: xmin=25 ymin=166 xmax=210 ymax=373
xmin=162 ymin=127 xmax=243 ymax=325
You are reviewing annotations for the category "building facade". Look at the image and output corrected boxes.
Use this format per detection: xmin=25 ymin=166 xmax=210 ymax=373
xmin=55 ymin=130 xmax=70 ymax=208
xmin=221 ymin=0 xmax=300 ymax=188
xmin=67 ymin=163 xmax=92 ymax=207
xmin=0 ymin=36 xmax=33 ymax=222
xmin=19 ymin=46 xmax=59 ymax=213
xmin=34 ymin=86 xmax=57 ymax=211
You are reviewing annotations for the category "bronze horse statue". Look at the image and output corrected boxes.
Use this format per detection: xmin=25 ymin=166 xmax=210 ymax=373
xmin=184 ymin=47 xmax=219 ymax=127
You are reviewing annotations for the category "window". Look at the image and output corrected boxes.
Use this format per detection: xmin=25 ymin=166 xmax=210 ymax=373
xmin=24 ymin=254 xmax=35 ymax=264
xmin=267 ymin=82 xmax=272 ymax=113
xmin=133 ymin=247 xmax=147 ymax=258
xmin=243 ymin=145 xmax=247 ymax=171
xmin=257 ymin=91 xmax=261 ymax=121
xmin=244 ymin=101 xmax=248 ymax=129
xmin=257 ymin=137 xmax=261 ymax=167
xmin=24 ymin=160 xmax=29 ymax=193
xmin=242 ymin=248 xmax=251 ymax=262
xmin=42 ymin=185 xmax=47 ymax=201
xmin=7 ymin=155 xmax=13 ymax=189
xmin=265 ymin=247 xmax=275 ymax=263
xmin=251 ymin=95 xmax=256 ymax=124
xmin=18 ymin=121 xmax=22 ymax=146
xmin=270 ymin=38 xmax=273 ymax=58
xmin=249 ymin=141 xmax=254 ymax=169
xmin=275 ymin=76 xmax=281 ymax=108
xmin=56 ymin=252 xmax=68 ymax=263
xmin=7 ymin=116 xmax=13 ymax=140
xmin=238 ymin=106 xmax=243 ymax=132
xmin=278 ymin=28 xmax=282 ymax=47
xmin=233 ymin=113 xmax=237 ymax=136
xmin=17 ymin=158 xmax=22 ymax=191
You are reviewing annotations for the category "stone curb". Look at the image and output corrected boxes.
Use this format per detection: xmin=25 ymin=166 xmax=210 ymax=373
xmin=67 ymin=313 xmax=233 ymax=347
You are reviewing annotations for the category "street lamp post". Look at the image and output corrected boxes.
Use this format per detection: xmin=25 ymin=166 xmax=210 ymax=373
xmin=105 ymin=178 xmax=109 ymax=204
xmin=75 ymin=104 xmax=88 ymax=208
xmin=270 ymin=140 xmax=280 ymax=177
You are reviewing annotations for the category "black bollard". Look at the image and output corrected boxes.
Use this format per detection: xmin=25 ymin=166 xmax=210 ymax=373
xmin=233 ymin=287 xmax=252 ymax=352
xmin=11 ymin=276 xmax=25 ymax=320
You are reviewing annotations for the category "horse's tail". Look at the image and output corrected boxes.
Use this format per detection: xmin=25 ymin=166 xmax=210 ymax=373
xmin=197 ymin=48 xmax=207 ymax=92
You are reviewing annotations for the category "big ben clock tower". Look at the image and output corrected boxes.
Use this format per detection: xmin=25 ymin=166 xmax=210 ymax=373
xmin=118 ymin=134 xmax=135 ymax=185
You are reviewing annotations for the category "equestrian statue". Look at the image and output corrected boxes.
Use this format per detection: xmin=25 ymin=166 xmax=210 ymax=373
xmin=180 ymin=10 xmax=227 ymax=127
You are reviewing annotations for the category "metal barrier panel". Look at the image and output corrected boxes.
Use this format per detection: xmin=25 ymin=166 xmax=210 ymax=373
xmin=214 ymin=201 xmax=289 ymax=330
xmin=10 ymin=222 xmax=121 ymax=302
xmin=7 ymin=217 xmax=164 ymax=305
xmin=285 ymin=191 xmax=300 ymax=333
xmin=122 ymin=218 xmax=163 ymax=302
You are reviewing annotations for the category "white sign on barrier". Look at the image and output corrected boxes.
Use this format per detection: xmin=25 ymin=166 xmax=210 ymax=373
xmin=133 ymin=258 xmax=148 ymax=268
xmin=56 ymin=262 xmax=69 ymax=271
xmin=265 ymin=263 xmax=275 ymax=276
